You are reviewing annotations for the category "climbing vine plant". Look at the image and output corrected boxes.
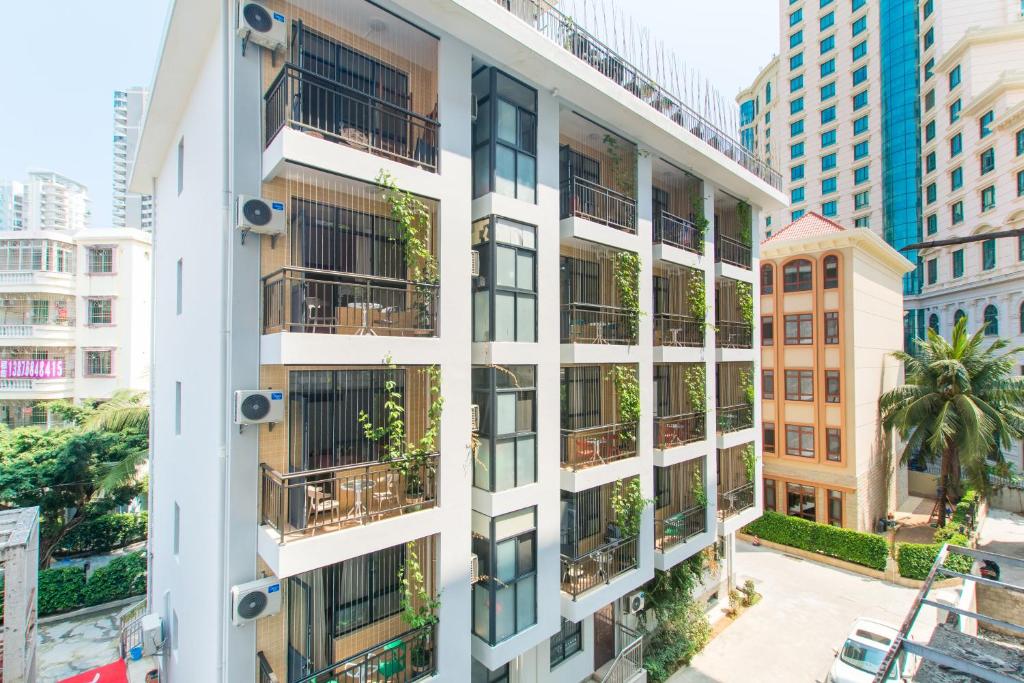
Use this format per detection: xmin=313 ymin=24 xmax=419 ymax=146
xmin=737 ymin=201 xmax=752 ymax=246
xmin=377 ymin=170 xmax=438 ymax=285
xmin=614 ymin=251 xmax=642 ymax=340
xmin=611 ymin=478 xmax=653 ymax=539
xmin=739 ymin=367 xmax=754 ymax=408
xmin=683 ymin=364 xmax=706 ymax=414
xmin=736 ymin=281 xmax=754 ymax=326
xmin=690 ymin=194 xmax=710 ymax=232
xmin=609 ymin=364 xmax=641 ymax=443
xmin=687 ymin=270 xmax=711 ymax=333
xmin=742 ymin=443 xmax=756 ymax=483
xmin=692 ymin=466 xmax=707 ymax=507
xmin=603 ymin=134 xmax=636 ymax=197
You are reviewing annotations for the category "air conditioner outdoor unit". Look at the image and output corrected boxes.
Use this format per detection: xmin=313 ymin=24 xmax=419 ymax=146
xmin=231 ymin=577 xmax=282 ymax=626
xmin=141 ymin=613 xmax=163 ymax=656
xmin=624 ymin=591 xmax=645 ymax=615
xmin=237 ymin=1 xmax=287 ymax=51
xmin=470 ymin=553 xmax=480 ymax=583
xmin=234 ymin=390 xmax=285 ymax=425
xmin=470 ymin=404 xmax=480 ymax=432
xmin=470 ymin=249 xmax=480 ymax=277
xmin=237 ymin=195 xmax=286 ymax=237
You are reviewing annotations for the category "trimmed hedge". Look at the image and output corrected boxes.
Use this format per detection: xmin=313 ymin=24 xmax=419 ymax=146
xmin=896 ymin=535 xmax=972 ymax=580
xmin=38 ymin=566 xmax=87 ymax=614
xmin=83 ymin=551 xmax=147 ymax=606
xmin=951 ymin=490 xmax=978 ymax=529
xmin=55 ymin=512 xmax=148 ymax=557
xmin=743 ymin=511 xmax=888 ymax=571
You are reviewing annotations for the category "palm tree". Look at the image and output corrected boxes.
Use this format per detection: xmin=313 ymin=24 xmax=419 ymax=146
xmin=879 ymin=318 xmax=1024 ymax=526
xmin=85 ymin=390 xmax=150 ymax=494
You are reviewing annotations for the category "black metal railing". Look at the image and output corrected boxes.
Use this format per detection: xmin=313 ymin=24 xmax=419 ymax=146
xmin=262 ymin=267 xmax=438 ymax=337
xmin=718 ymin=482 xmax=755 ymax=520
xmin=655 ymin=505 xmax=707 ymax=551
xmin=560 ymin=422 xmax=639 ymax=470
xmin=653 ymin=313 xmax=703 ymax=347
xmin=260 ymin=455 xmax=438 ymax=542
xmin=560 ymin=175 xmax=637 ymax=233
xmin=561 ymin=537 xmax=638 ymax=599
xmin=257 ymin=651 xmax=276 ymax=683
xmin=294 ymin=626 xmax=436 ymax=683
xmin=716 ymin=404 xmax=753 ymax=433
xmin=715 ymin=233 xmax=752 ymax=269
xmin=716 ymin=321 xmax=753 ymax=348
xmin=495 ymin=0 xmax=781 ymax=189
xmin=655 ymin=211 xmax=704 ymax=255
xmin=654 ymin=412 xmax=706 ymax=448
xmin=265 ymin=64 xmax=440 ymax=172
xmin=560 ymin=303 xmax=638 ymax=345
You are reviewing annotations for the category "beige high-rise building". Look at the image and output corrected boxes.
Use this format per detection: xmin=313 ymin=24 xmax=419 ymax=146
xmin=759 ymin=213 xmax=913 ymax=531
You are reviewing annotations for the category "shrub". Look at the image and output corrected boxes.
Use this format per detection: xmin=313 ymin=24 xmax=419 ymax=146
xmin=82 ymin=551 xmax=147 ymax=606
xmin=55 ymin=512 xmax=148 ymax=557
xmin=896 ymin=535 xmax=972 ymax=581
xmin=739 ymin=579 xmax=760 ymax=607
xmin=743 ymin=511 xmax=888 ymax=571
xmin=643 ymin=600 xmax=711 ymax=683
xmin=951 ymin=490 xmax=978 ymax=529
xmin=38 ymin=566 xmax=87 ymax=615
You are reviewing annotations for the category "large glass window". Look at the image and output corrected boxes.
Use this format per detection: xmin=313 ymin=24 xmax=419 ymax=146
xmin=472 ymin=508 xmax=537 ymax=644
xmin=786 ymin=426 xmax=815 ymax=458
xmin=786 ymin=482 xmax=816 ymax=520
xmin=784 ymin=314 xmax=813 ymax=344
xmin=825 ymin=370 xmax=840 ymax=403
xmin=783 ymin=259 xmax=813 ymax=292
xmin=472 ymin=365 xmax=537 ymax=492
xmin=980 ymin=111 xmax=995 ymax=138
xmin=761 ymin=264 xmax=774 ymax=293
xmin=472 ymin=217 xmax=537 ymax=342
xmin=472 ymin=68 xmax=537 ymax=202
xmin=87 ymin=247 xmax=113 ymax=273
xmin=982 ymin=186 xmax=996 ymax=212
xmin=982 ymin=238 xmax=996 ymax=271
xmin=550 ymin=618 xmax=583 ymax=668
xmin=87 ymin=298 xmax=113 ymax=325
xmin=785 ymin=370 xmax=813 ymax=401
xmin=984 ymin=305 xmax=998 ymax=336
xmin=952 ymin=250 xmax=964 ymax=278
xmin=828 ymin=490 xmax=843 ymax=526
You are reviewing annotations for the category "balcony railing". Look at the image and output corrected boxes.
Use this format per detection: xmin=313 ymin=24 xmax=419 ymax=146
xmin=653 ymin=313 xmax=703 ymax=347
xmin=718 ymin=481 xmax=755 ymax=520
xmin=262 ymin=267 xmax=438 ymax=337
xmin=560 ymin=423 xmax=639 ymax=470
xmin=560 ymin=175 xmax=637 ymax=233
xmin=265 ymin=64 xmax=440 ymax=172
xmin=294 ymin=626 xmax=436 ymax=683
xmin=561 ymin=537 xmax=638 ymax=599
xmin=655 ymin=505 xmax=707 ymax=551
xmin=716 ymin=404 xmax=753 ymax=433
xmin=715 ymin=233 xmax=752 ymax=269
xmin=655 ymin=211 xmax=704 ymax=255
xmin=260 ymin=454 xmax=438 ymax=542
xmin=560 ymin=303 xmax=638 ymax=345
xmin=716 ymin=321 xmax=753 ymax=348
xmin=654 ymin=412 xmax=706 ymax=448
xmin=257 ymin=652 xmax=277 ymax=683
xmin=495 ymin=0 xmax=781 ymax=189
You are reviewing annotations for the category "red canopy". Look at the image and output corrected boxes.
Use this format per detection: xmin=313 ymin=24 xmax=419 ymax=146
xmin=59 ymin=659 xmax=129 ymax=683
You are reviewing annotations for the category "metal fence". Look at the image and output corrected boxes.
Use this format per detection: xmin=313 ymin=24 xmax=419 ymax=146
xmin=716 ymin=321 xmax=753 ymax=349
xmin=560 ymin=175 xmax=637 ymax=233
xmin=561 ymin=537 xmax=638 ymax=599
xmin=655 ymin=505 xmax=706 ymax=551
xmin=560 ymin=423 xmax=639 ymax=470
xmin=655 ymin=212 xmax=704 ymax=254
xmin=560 ymin=303 xmax=638 ymax=345
xmin=716 ymin=404 xmax=753 ymax=433
xmin=654 ymin=412 xmax=705 ymax=448
xmin=715 ymin=233 xmax=752 ymax=269
xmin=653 ymin=313 xmax=703 ymax=347
xmin=718 ymin=482 xmax=755 ymax=520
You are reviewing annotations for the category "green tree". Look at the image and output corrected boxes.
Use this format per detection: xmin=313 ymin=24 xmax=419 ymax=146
xmin=879 ymin=319 xmax=1024 ymax=525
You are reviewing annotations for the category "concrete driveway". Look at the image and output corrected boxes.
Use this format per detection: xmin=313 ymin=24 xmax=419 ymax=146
xmin=671 ymin=541 xmax=933 ymax=683
xmin=977 ymin=506 xmax=1024 ymax=585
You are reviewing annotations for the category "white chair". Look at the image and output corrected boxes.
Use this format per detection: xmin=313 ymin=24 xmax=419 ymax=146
xmin=372 ymin=471 xmax=400 ymax=518
xmin=306 ymin=485 xmax=340 ymax=528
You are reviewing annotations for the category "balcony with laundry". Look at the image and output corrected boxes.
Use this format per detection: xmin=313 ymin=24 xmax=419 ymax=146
xmin=560 ymin=364 xmax=639 ymax=472
xmin=653 ymin=363 xmax=707 ymax=453
xmin=559 ymin=242 xmax=640 ymax=346
xmin=258 ymin=365 xmax=441 ymax=544
xmin=262 ymin=0 xmax=439 ymax=172
xmin=260 ymin=172 xmax=438 ymax=341
xmin=652 ymin=158 xmax=705 ymax=257
xmin=654 ymin=458 xmax=708 ymax=554
xmin=255 ymin=535 xmax=438 ymax=683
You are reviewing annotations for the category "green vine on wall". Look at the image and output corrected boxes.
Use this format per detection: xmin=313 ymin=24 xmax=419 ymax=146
xmin=690 ymin=195 xmax=709 ymax=233
xmin=614 ymin=251 xmax=642 ymax=340
xmin=399 ymin=541 xmax=440 ymax=666
xmin=687 ymin=271 xmax=711 ymax=333
xmin=603 ymin=134 xmax=636 ymax=197
xmin=611 ymin=478 xmax=653 ymax=539
xmin=737 ymin=201 xmax=752 ymax=246
xmin=739 ymin=367 xmax=754 ymax=408
xmin=609 ymin=364 xmax=641 ymax=443
xmin=692 ymin=467 xmax=707 ymax=507
xmin=683 ymin=365 xmax=706 ymax=414
xmin=736 ymin=281 xmax=754 ymax=326
xmin=377 ymin=170 xmax=438 ymax=286
xmin=742 ymin=444 xmax=756 ymax=484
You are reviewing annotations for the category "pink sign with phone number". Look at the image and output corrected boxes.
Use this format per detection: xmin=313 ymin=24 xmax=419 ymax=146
xmin=0 ymin=358 xmax=65 ymax=379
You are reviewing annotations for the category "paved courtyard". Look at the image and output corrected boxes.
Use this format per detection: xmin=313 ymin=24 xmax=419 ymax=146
xmin=37 ymin=606 xmax=121 ymax=683
xmin=671 ymin=541 xmax=935 ymax=683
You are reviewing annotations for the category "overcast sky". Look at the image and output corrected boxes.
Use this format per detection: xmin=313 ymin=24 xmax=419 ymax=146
xmin=0 ymin=0 xmax=777 ymax=227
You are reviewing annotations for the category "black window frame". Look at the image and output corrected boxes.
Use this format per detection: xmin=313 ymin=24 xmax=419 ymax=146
xmin=550 ymin=618 xmax=583 ymax=668
xmin=472 ymin=365 xmax=538 ymax=492
xmin=472 ymin=215 xmax=538 ymax=343
xmin=472 ymin=508 xmax=538 ymax=645
xmin=472 ymin=66 xmax=539 ymax=202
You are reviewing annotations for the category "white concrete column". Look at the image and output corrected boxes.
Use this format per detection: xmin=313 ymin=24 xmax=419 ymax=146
xmin=635 ymin=149 xmax=655 ymax=576
xmin=704 ymin=180 xmax=719 ymax=528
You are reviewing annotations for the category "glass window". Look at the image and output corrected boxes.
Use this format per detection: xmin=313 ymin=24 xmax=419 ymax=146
xmin=472 ymin=69 xmax=538 ymax=202
xmin=852 ymin=16 xmax=866 ymax=36
xmin=825 ymin=370 xmax=840 ymax=403
xmin=761 ymin=264 xmax=774 ymax=293
xmin=828 ymin=490 xmax=842 ymax=526
xmin=951 ymin=166 xmax=962 ymax=190
xmin=982 ymin=185 xmax=996 ymax=212
xmin=786 ymin=482 xmax=816 ymax=520
xmin=950 ymin=133 xmax=963 ymax=157
xmin=821 ymin=58 xmax=836 ymax=77
xmin=924 ymin=58 xmax=935 ymax=80
xmin=791 ymin=163 xmax=805 ymax=180
xmin=1017 ymin=129 xmax=1024 ymax=156
xmin=926 ymin=151 xmax=936 ymax=173
xmin=929 ymin=313 xmax=939 ymax=334
xmin=784 ymin=313 xmax=813 ymax=344
xmin=87 ymin=247 xmax=113 ymax=273
xmin=954 ymin=309 xmax=966 ymax=325
xmin=790 ymin=74 xmax=804 ymax=92
xmin=820 ymin=82 xmax=836 ymax=100
xmin=762 ymin=316 xmax=774 ymax=346
xmin=791 ymin=187 xmax=805 ymax=203
xmin=822 ymin=201 xmax=837 ymax=217
xmin=1018 ymin=170 xmax=1024 ymax=197
xmin=783 ymin=259 xmax=813 ymax=292
xmin=764 ymin=478 xmax=777 ymax=511
xmin=952 ymin=201 xmax=964 ymax=224
xmin=952 ymin=249 xmax=964 ymax=278
xmin=821 ymin=129 xmax=837 ymax=147
xmin=924 ymin=89 xmax=935 ymax=111
xmin=791 ymin=119 xmax=805 ymax=137
xmin=854 ymin=216 xmax=869 ymax=228
xmin=853 ymin=115 xmax=869 ymax=135
xmin=982 ymin=238 xmax=996 ymax=271
xmin=785 ymin=370 xmax=814 ymax=401
xmin=792 ymin=142 xmax=805 ymax=159
xmin=790 ymin=52 xmax=804 ymax=70
xmin=852 ymin=0 xmax=866 ymax=10
xmin=823 ymin=256 xmax=839 ymax=288
xmin=822 ymin=153 xmax=837 ymax=170
xmin=791 ymin=209 xmax=805 ymax=221
xmin=472 ymin=366 xmax=537 ymax=492
xmin=789 ymin=7 xmax=803 ymax=25
xmin=926 ymin=214 xmax=937 ymax=235
xmin=764 ymin=424 xmax=776 ymax=454
xmin=472 ymin=508 xmax=537 ymax=644
xmin=473 ymin=217 xmax=537 ymax=342
xmin=790 ymin=97 xmax=805 ymax=114
xmin=853 ymin=90 xmax=868 ymax=111
xmin=820 ymin=11 xmax=834 ymax=30
xmin=980 ymin=148 xmax=995 ymax=175
xmin=854 ymin=141 xmax=869 ymax=159
xmin=855 ymin=191 xmax=870 ymax=209
xmin=826 ymin=428 xmax=841 ymax=462
xmin=854 ymin=165 xmax=870 ymax=185
xmin=949 ymin=65 xmax=961 ymax=89
xmin=790 ymin=30 xmax=804 ymax=48
xmin=984 ymin=305 xmax=998 ymax=336
xmin=923 ymin=0 xmax=933 ymax=18
xmin=550 ymin=618 xmax=582 ymax=668
xmin=786 ymin=426 xmax=815 ymax=459
xmin=820 ymin=34 xmax=835 ymax=53
xmin=949 ymin=99 xmax=961 ymax=123
xmin=821 ymin=106 xmax=836 ymax=123
xmin=927 ymin=258 xmax=937 ymax=285
xmin=923 ymin=27 xmax=934 ymax=49
xmin=852 ymin=40 xmax=867 ymax=61
xmin=852 ymin=66 xmax=868 ymax=86
xmin=925 ymin=120 xmax=936 ymax=141
xmin=926 ymin=183 xmax=937 ymax=204
xmin=822 ymin=177 xmax=837 ymax=194
xmin=762 ymin=369 xmax=775 ymax=400
xmin=825 ymin=311 xmax=839 ymax=344
xmin=85 ymin=349 xmax=113 ymax=376
xmin=87 ymin=298 xmax=113 ymax=325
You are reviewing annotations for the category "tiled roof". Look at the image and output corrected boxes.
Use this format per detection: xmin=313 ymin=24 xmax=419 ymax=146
xmin=762 ymin=212 xmax=847 ymax=245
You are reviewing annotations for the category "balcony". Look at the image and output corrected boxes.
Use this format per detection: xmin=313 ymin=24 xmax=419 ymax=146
xmin=0 ymin=348 xmax=74 ymax=398
xmin=559 ymin=113 xmax=637 ymax=234
xmin=653 ymin=158 xmax=705 ymax=255
xmin=653 ymin=263 xmax=704 ymax=347
xmin=718 ymin=444 xmax=756 ymax=520
xmin=715 ymin=278 xmax=753 ymax=349
xmin=655 ymin=505 xmax=705 ymax=551
xmin=716 ymin=404 xmax=753 ymax=433
xmin=560 ymin=244 xmax=639 ymax=346
xmin=653 ymin=313 xmax=702 ymax=347
xmin=263 ymin=7 xmax=439 ymax=172
xmin=561 ymin=364 xmax=639 ymax=471
xmin=655 ymin=458 xmax=707 ymax=551
xmin=654 ymin=363 xmax=706 ymax=449
xmin=654 ymin=412 xmax=705 ymax=449
xmin=256 ymin=537 xmax=438 ymax=683
xmin=560 ymin=481 xmax=640 ymax=599
xmin=713 ymin=195 xmax=753 ymax=270
xmin=718 ymin=482 xmax=755 ymax=520
xmin=561 ymin=537 xmax=637 ymax=599
xmin=0 ymin=295 xmax=76 ymax=344
xmin=655 ymin=212 xmax=703 ymax=254
xmin=716 ymin=361 xmax=754 ymax=434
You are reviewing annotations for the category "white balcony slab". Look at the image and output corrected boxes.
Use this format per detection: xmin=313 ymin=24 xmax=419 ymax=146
xmin=653 ymin=345 xmax=706 ymax=364
xmin=471 ymin=341 xmax=543 ymax=367
xmin=471 ymin=482 xmax=545 ymax=518
xmin=471 ymin=192 xmax=546 ymax=227
xmin=653 ymin=440 xmax=712 ymax=468
xmin=718 ymin=501 xmax=763 ymax=537
xmin=716 ymin=427 xmax=755 ymax=450
xmin=559 ymin=343 xmax=641 ymax=365
xmin=560 ymin=560 xmax=652 ymax=623
xmin=0 ymin=325 xmax=76 ymax=346
xmin=559 ymin=216 xmax=639 ymax=253
xmin=0 ymin=378 xmax=74 ymax=400
xmin=654 ymin=524 xmax=716 ymax=571
xmin=714 ymin=261 xmax=755 ymax=283
xmin=261 ymin=332 xmax=442 ymax=367
xmin=0 ymin=271 xmax=75 ymax=295
xmin=714 ymin=347 xmax=754 ymax=363
xmin=653 ymin=242 xmax=706 ymax=270
xmin=559 ymin=455 xmax=644 ymax=493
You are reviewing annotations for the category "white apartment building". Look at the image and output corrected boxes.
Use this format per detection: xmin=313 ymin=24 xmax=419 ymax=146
xmin=0 ymin=228 xmax=151 ymax=427
xmin=114 ymin=88 xmax=154 ymax=231
xmin=130 ymin=1 xmax=783 ymax=682
xmin=0 ymin=180 xmax=25 ymax=231
xmin=23 ymin=170 xmax=91 ymax=233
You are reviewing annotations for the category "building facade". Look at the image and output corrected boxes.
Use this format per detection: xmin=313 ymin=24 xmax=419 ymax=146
xmin=0 ymin=228 xmax=151 ymax=427
xmin=113 ymin=88 xmax=154 ymax=231
xmin=759 ymin=213 xmax=912 ymax=531
xmin=22 ymin=170 xmax=91 ymax=233
xmin=131 ymin=1 xmax=783 ymax=682
xmin=0 ymin=180 xmax=25 ymax=231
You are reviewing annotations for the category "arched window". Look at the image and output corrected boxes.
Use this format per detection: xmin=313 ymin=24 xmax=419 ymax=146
xmin=954 ymin=309 xmax=967 ymax=326
xmin=984 ymin=305 xmax=998 ymax=336
xmin=928 ymin=314 xmax=939 ymax=334
xmin=823 ymin=255 xmax=839 ymax=289
xmin=783 ymin=259 xmax=813 ymax=292
xmin=761 ymin=264 xmax=774 ymax=294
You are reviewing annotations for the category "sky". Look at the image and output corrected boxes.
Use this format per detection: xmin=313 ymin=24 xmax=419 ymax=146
xmin=0 ymin=1 xmax=777 ymax=228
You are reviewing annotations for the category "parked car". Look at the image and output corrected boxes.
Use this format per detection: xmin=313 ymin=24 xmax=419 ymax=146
xmin=826 ymin=618 xmax=910 ymax=682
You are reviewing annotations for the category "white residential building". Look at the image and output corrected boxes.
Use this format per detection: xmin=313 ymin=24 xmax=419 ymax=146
xmin=130 ymin=1 xmax=784 ymax=682
xmin=0 ymin=180 xmax=25 ymax=231
xmin=23 ymin=170 xmax=91 ymax=233
xmin=0 ymin=228 xmax=151 ymax=427
xmin=113 ymin=88 xmax=154 ymax=231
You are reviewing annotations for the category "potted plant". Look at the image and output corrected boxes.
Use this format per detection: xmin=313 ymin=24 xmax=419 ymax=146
xmin=399 ymin=542 xmax=439 ymax=675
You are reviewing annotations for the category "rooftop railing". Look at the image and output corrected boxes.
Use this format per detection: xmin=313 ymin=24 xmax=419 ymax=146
xmin=496 ymin=0 xmax=782 ymax=189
